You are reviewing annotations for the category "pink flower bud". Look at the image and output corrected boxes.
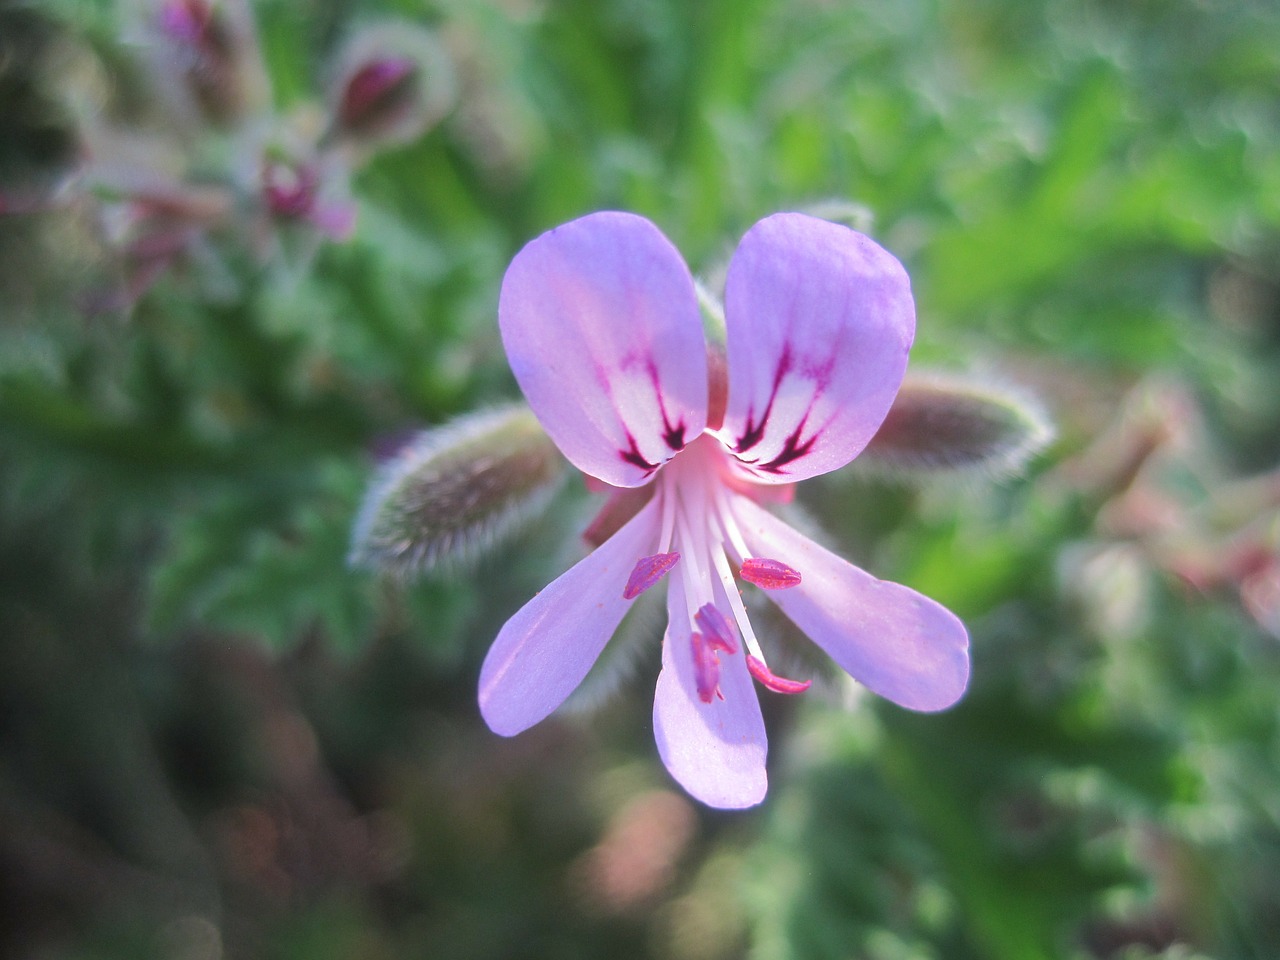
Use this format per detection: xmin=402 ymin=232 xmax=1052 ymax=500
xmin=325 ymin=23 xmax=455 ymax=159
xmin=151 ymin=0 xmax=266 ymax=127
xmin=158 ymin=0 xmax=211 ymax=43
xmin=338 ymin=57 xmax=419 ymax=136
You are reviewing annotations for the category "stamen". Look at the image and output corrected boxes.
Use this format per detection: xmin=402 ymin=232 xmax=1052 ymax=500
xmin=746 ymin=655 xmax=812 ymax=695
xmin=712 ymin=486 xmax=753 ymax=563
xmin=694 ymin=604 xmax=738 ymax=654
xmin=740 ymin=558 xmax=802 ymax=589
xmin=708 ymin=545 xmax=767 ymax=662
xmin=690 ymin=633 xmax=724 ymax=703
xmin=623 ymin=552 xmax=680 ymax=599
xmin=658 ymin=469 xmax=678 ymax=554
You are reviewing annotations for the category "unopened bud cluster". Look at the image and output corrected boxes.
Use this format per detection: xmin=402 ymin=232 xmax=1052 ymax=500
xmin=58 ymin=1 xmax=455 ymax=312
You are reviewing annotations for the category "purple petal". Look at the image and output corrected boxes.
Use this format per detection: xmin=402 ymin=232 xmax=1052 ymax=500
xmin=653 ymin=571 xmax=767 ymax=809
xmin=479 ymin=500 xmax=661 ymax=736
xmin=500 ymin=212 xmax=709 ymax=488
xmin=719 ymin=213 xmax=915 ymax=483
xmin=732 ymin=497 xmax=969 ymax=711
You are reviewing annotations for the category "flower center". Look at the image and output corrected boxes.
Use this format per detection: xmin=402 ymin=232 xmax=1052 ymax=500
xmin=621 ymin=434 xmax=811 ymax=702
xmin=262 ymin=159 xmax=319 ymax=218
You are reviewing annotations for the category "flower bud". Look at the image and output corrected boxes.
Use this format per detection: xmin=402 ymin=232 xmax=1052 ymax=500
xmin=859 ymin=371 xmax=1055 ymax=479
xmin=148 ymin=0 xmax=267 ymax=128
xmin=350 ymin=405 xmax=568 ymax=576
xmin=324 ymin=22 xmax=455 ymax=159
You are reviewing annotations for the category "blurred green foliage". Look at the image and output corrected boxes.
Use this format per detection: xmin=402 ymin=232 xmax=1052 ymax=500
xmin=3 ymin=0 xmax=1280 ymax=957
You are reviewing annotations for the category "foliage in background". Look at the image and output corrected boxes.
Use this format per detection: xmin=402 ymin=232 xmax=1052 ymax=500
xmin=2 ymin=0 xmax=1280 ymax=957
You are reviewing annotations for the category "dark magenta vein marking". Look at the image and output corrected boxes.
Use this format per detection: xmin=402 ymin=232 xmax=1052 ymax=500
xmin=730 ymin=345 xmax=823 ymax=473
xmin=735 ymin=345 xmax=792 ymax=454
xmin=619 ymin=430 xmax=659 ymax=472
xmin=757 ymin=409 xmax=820 ymax=473
xmin=646 ymin=359 xmax=687 ymax=451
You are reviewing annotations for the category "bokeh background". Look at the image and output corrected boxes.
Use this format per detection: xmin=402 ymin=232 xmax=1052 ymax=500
xmin=3 ymin=0 xmax=1280 ymax=957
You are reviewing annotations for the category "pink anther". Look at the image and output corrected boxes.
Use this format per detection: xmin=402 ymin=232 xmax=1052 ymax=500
xmin=690 ymin=633 xmax=724 ymax=704
xmin=740 ymin=557 xmax=802 ymax=589
xmin=694 ymin=604 xmax=738 ymax=654
xmin=623 ymin=552 xmax=680 ymax=600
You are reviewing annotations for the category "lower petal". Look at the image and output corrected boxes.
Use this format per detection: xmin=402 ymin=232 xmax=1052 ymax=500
xmin=479 ymin=500 xmax=661 ymax=736
xmin=732 ymin=497 xmax=969 ymax=712
xmin=652 ymin=571 xmax=767 ymax=809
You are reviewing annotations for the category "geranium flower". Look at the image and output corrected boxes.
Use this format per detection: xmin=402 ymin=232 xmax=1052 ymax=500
xmin=479 ymin=211 xmax=969 ymax=808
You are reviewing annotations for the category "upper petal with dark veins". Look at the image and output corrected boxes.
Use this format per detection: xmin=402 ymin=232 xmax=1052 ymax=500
xmin=718 ymin=213 xmax=915 ymax=483
xmin=500 ymin=212 xmax=709 ymax=488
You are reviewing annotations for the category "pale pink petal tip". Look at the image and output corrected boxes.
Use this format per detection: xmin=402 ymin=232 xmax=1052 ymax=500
xmin=479 ymin=503 xmax=661 ymax=736
xmin=310 ymin=200 xmax=358 ymax=240
xmin=735 ymin=497 xmax=969 ymax=712
xmin=653 ymin=576 xmax=767 ymax=809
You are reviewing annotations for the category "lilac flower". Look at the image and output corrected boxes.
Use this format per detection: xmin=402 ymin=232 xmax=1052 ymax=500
xmin=479 ymin=211 xmax=969 ymax=809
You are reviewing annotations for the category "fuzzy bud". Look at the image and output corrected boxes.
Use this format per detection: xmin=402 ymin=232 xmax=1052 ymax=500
xmin=860 ymin=372 xmax=1055 ymax=479
xmin=325 ymin=22 xmax=455 ymax=159
xmin=150 ymin=0 xmax=267 ymax=127
xmin=350 ymin=405 xmax=568 ymax=576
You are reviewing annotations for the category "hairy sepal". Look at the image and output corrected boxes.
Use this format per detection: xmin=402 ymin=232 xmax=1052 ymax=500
xmin=859 ymin=372 xmax=1054 ymax=480
xmin=350 ymin=405 xmax=567 ymax=576
xmin=324 ymin=21 xmax=456 ymax=160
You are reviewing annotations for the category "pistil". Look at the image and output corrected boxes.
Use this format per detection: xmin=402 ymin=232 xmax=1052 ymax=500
xmin=746 ymin=656 xmax=812 ymax=694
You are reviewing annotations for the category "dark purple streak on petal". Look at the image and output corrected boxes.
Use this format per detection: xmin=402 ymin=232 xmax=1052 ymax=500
xmin=619 ymin=431 xmax=659 ymax=472
xmin=734 ymin=345 xmax=791 ymax=454
xmin=645 ymin=359 xmax=688 ymax=452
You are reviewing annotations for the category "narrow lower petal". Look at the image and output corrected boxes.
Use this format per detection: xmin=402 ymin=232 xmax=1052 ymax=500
xmin=719 ymin=213 xmax=915 ymax=483
xmin=500 ymin=212 xmax=709 ymax=488
xmin=732 ymin=497 xmax=969 ymax=712
xmin=653 ymin=572 xmax=767 ymax=809
xmin=479 ymin=500 xmax=661 ymax=736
